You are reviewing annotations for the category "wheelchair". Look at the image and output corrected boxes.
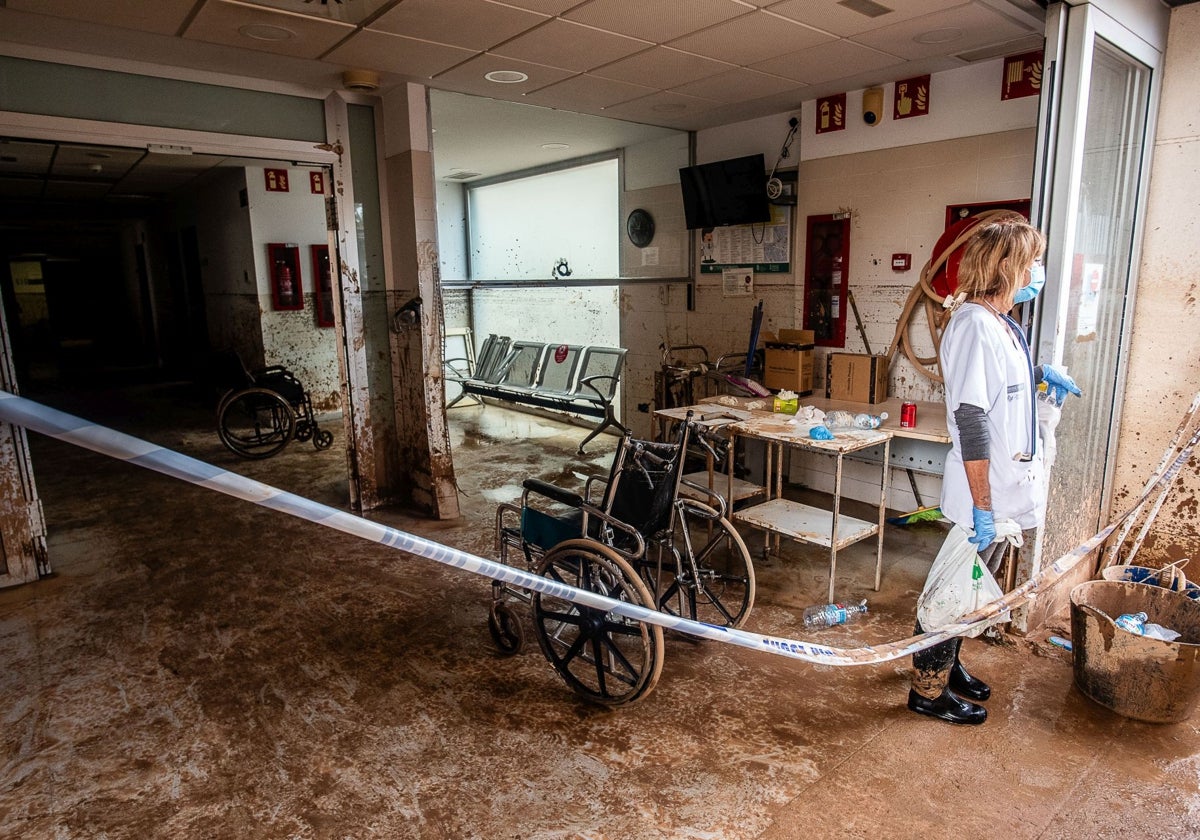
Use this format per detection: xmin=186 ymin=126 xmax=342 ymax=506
xmin=214 ymin=352 xmax=334 ymax=459
xmin=489 ymin=413 xmax=755 ymax=706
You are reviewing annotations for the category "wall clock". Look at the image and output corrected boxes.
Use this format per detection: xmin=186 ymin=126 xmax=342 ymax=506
xmin=626 ymin=208 xmax=655 ymax=248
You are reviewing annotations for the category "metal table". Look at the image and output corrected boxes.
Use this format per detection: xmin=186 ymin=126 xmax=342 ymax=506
xmin=726 ymin=413 xmax=892 ymax=603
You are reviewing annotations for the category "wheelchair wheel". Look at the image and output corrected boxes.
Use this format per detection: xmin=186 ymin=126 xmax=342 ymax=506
xmin=217 ymin=387 xmax=296 ymax=459
xmin=531 ymin=539 xmax=663 ymax=706
xmin=645 ymin=499 xmax=755 ymax=629
xmin=313 ymin=429 xmax=334 ymax=450
xmin=488 ymin=601 xmax=524 ymax=656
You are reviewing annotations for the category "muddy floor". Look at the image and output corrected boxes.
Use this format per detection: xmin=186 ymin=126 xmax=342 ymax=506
xmin=1 ymin=381 xmax=1198 ymax=839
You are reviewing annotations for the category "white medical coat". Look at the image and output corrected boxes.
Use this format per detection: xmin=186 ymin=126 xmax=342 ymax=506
xmin=939 ymin=303 xmax=1045 ymax=530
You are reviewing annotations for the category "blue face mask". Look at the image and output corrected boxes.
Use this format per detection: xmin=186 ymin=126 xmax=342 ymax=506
xmin=1014 ymin=262 xmax=1045 ymax=304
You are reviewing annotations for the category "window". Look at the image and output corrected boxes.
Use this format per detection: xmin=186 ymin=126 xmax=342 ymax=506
xmin=467 ymin=158 xmax=618 ymax=282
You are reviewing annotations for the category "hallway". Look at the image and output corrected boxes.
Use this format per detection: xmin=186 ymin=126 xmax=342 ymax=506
xmin=1 ymin=386 xmax=1197 ymax=839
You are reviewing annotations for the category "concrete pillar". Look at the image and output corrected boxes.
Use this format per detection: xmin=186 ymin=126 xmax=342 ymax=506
xmin=379 ymin=84 xmax=459 ymax=519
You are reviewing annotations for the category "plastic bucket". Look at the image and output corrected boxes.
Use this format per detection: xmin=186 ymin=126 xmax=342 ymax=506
xmin=1100 ymin=564 xmax=1200 ymax=601
xmin=1070 ymin=580 xmax=1200 ymax=723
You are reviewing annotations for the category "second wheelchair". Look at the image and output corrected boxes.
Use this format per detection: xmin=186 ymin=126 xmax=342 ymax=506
xmin=215 ymin=353 xmax=334 ymax=459
xmin=489 ymin=414 xmax=755 ymax=706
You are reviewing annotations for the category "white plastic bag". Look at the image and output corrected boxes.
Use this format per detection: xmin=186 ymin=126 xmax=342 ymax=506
xmin=917 ymin=520 xmax=1022 ymax=637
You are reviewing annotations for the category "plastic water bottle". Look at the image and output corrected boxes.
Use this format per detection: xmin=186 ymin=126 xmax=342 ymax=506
xmin=822 ymin=410 xmax=856 ymax=430
xmin=823 ymin=411 xmax=888 ymax=431
xmin=1114 ymin=611 xmax=1147 ymax=635
xmin=803 ymin=599 xmax=868 ymax=628
xmin=853 ymin=411 xmax=888 ymax=430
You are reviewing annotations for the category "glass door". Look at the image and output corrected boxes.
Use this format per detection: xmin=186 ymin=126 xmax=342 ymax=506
xmin=1030 ymin=2 xmax=1166 ymax=573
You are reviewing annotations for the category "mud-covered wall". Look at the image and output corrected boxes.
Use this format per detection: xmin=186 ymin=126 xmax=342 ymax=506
xmin=1110 ymin=3 xmax=1200 ymax=565
xmin=245 ymin=166 xmax=339 ymax=411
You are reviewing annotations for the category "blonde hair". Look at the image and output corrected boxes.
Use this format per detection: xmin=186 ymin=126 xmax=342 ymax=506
xmin=956 ymin=216 xmax=1045 ymax=305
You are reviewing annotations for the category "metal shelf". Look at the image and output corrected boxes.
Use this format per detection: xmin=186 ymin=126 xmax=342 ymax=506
xmin=733 ymin=498 xmax=878 ymax=551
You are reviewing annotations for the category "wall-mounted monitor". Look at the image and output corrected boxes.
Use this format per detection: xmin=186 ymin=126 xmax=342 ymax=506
xmin=679 ymin=153 xmax=771 ymax=230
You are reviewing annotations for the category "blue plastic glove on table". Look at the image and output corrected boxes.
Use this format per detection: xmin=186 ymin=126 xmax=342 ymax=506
xmin=969 ymin=506 xmax=996 ymax=548
xmin=1041 ymin=364 xmax=1082 ymax=406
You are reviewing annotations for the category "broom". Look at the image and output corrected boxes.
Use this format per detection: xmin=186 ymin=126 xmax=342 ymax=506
xmin=887 ymin=505 xmax=945 ymax=526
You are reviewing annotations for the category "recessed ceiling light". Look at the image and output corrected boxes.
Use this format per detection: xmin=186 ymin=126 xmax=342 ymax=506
xmin=914 ymin=27 xmax=963 ymax=44
xmin=485 ymin=70 xmax=528 ymax=84
xmin=238 ymin=23 xmax=296 ymax=41
xmin=540 ymin=143 xmax=570 ymax=151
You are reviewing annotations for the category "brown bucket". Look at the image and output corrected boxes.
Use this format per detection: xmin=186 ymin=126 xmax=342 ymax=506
xmin=1069 ymin=580 xmax=1200 ymax=723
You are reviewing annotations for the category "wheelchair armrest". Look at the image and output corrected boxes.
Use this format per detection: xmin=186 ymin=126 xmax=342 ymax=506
xmin=522 ymin=478 xmax=583 ymax=508
xmin=583 ymin=475 xmax=609 ymax=504
xmin=679 ymin=477 xmax=728 ymax=518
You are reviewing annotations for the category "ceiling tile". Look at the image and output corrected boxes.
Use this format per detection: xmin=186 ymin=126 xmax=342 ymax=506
xmin=370 ymin=0 xmax=549 ymax=51
xmin=671 ymin=67 xmax=801 ymax=103
xmin=699 ymin=88 xmax=809 ymax=127
xmin=0 ymin=177 xmax=45 ymax=200
xmin=432 ymin=54 xmax=575 ymax=95
xmin=766 ymin=0 xmax=967 ymax=38
xmin=598 ymin=89 xmax=721 ymax=124
xmin=752 ymin=38 xmax=899 ymax=85
xmin=44 ymin=180 xmax=114 ymax=200
xmin=231 ymin=0 xmax=400 ymax=26
xmin=852 ymin=4 xmax=1035 ymax=61
xmin=184 ymin=0 xmax=354 ymax=59
xmin=0 ymin=140 xmax=55 ymax=176
xmin=523 ymin=74 xmax=656 ymax=111
xmin=564 ymin=0 xmax=752 ymax=44
xmin=5 ymin=0 xmax=197 ymax=36
xmin=591 ymin=46 xmax=733 ymax=89
xmin=324 ymin=31 xmax=477 ymax=78
xmin=52 ymin=145 xmax=142 ymax=181
xmin=668 ymin=10 xmax=833 ymax=66
xmin=490 ymin=20 xmax=651 ymax=72
xmin=491 ymin=0 xmax=582 ymax=12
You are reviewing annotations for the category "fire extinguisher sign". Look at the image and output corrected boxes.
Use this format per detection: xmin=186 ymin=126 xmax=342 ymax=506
xmin=264 ymin=168 xmax=290 ymax=192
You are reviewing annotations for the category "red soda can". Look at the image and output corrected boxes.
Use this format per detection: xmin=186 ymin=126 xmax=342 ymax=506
xmin=900 ymin=402 xmax=917 ymax=428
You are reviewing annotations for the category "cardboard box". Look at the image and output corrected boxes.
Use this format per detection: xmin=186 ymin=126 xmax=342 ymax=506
xmin=763 ymin=329 xmax=815 ymax=394
xmin=825 ymin=353 xmax=890 ymax=404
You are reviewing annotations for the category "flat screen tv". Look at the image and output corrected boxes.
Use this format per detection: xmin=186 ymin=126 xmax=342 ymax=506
xmin=679 ymin=153 xmax=771 ymax=230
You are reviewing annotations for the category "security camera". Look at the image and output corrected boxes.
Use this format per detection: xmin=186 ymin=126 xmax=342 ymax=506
xmin=863 ymin=87 xmax=884 ymax=127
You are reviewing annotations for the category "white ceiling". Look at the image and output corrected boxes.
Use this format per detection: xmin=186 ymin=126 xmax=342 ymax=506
xmin=0 ymin=0 xmax=1048 ymax=195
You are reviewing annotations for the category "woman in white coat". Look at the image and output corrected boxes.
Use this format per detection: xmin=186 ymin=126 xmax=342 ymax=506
xmin=908 ymin=218 xmax=1080 ymax=725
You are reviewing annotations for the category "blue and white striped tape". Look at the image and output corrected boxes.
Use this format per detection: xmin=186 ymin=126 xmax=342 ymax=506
xmin=0 ymin=391 xmax=1175 ymax=667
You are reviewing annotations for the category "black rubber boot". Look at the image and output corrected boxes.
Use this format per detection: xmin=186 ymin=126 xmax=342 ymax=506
xmin=907 ymin=688 xmax=988 ymax=725
xmin=949 ymin=638 xmax=991 ymax=701
xmin=949 ymin=660 xmax=991 ymax=702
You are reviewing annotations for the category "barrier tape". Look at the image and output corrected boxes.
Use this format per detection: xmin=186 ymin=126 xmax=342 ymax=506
xmin=1 ymin=391 xmax=1196 ymax=667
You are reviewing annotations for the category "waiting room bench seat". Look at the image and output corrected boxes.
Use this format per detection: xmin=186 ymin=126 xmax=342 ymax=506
xmin=446 ymin=333 xmax=628 ymax=454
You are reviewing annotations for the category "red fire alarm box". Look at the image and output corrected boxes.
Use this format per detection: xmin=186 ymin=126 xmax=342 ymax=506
xmin=892 ymin=253 xmax=911 ymax=271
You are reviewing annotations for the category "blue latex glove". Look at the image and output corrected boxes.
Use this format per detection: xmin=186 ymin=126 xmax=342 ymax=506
xmin=1041 ymin=364 xmax=1082 ymax=406
xmin=809 ymin=425 xmax=835 ymax=441
xmin=969 ymin=507 xmax=996 ymax=548
xmin=1013 ymin=262 xmax=1046 ymax=304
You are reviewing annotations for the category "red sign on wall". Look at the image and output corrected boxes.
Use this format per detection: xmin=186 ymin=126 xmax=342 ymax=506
xmin=1002 ymin=50 xmax=1044 ymax=100
xmin=815 ymin=93 xmax=846 ymax=134
xmin=310 ymin=171 xmax=325 ymax=194
xmin=893 ymin=75 xmax=930 ymax=120
xmin=264 ymin=168 xmax=290 ymax=192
